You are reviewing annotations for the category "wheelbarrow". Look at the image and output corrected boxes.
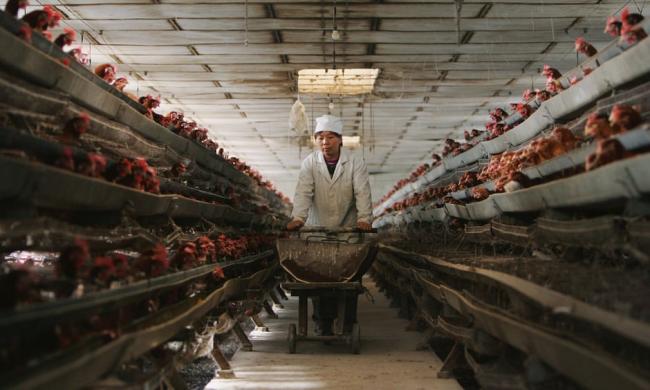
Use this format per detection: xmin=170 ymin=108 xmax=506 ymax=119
xmin=277 ymin=227 xmax=378 ymax=354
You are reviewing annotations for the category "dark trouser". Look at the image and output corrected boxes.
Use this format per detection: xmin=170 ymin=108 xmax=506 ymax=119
xmin=311 ymin=293 xmax=358 ymax=335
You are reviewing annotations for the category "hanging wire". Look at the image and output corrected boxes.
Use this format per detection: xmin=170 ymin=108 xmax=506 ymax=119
xmin=244 ymin=0 xmax=249 ymax=46
xmin=332 ymin=0 xmax=337 ymax=70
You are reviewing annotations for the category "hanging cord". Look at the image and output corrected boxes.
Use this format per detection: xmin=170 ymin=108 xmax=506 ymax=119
xmin=361 ymin=98 xmax=365 ymax=157
xmin=454 ymin=0 xmax=463 ymax=45
xmin=320 ymin=0 xmax=327 ymax=67
xmin=332 ymin=0 xmax=337 ymax=70
xmin=244 ymin=0 xmax=249 ymax=46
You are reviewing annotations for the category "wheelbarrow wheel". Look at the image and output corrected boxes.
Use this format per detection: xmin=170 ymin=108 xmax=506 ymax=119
xmin=351 ymin=323 xmax=361 ymax=354
xmin=288 ymin=324 xmax=297 ymax=354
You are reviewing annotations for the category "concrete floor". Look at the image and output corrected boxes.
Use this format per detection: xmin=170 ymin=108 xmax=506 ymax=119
xmin=205 ymin=277 xmax=462 ymax=390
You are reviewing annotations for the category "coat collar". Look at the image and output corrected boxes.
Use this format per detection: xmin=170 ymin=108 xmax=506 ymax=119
xmin=316 ymin=149 xmax=350 ymax=185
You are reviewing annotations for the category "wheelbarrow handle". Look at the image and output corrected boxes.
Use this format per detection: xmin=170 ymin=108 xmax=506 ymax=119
xmin=296 ymin=226 xmax=378 ymax=233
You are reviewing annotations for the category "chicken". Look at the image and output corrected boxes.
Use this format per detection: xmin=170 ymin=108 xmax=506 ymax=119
xmin=5 ymin=0 xmax=29 ymax=18
xmin=54 ymin=27 xmax=76 ymax=48
xmin=0 ymin=263 xmax=41 ymax=309
xmin=212 ymin=266 xmax=225 ymax=280
xmin=585 ymin=139 xmax=626 ymax=171
xmin=605 ymin=16 xmax=622 ymax=37
xmin=584 ymin=112 xmax=616 ymax=139
xmin=542 ymin=65 xmax=563 ymax=93
xmin=536 ymin=89 xmax=551 ymax=102
xmin=143 ymin=166 xmax=160 ymax=194
xmin=514 ymin=103 xmax=533 ymax=119
xmin=171 ymin=242 xmax=199 ymax=270
xmin=57 ymin=238 xmax=90 ymax=280
xmin=55 ymin=147 xmax=75 ymax=172
xmin=94 ymin=64 xmax=117 ymax=84
xmin=522 ymin=89 xmax=534 ymax=102
xmin=112 ymin=77 xmax=128 ymax=92
xmin=202 ymin=139 xmax=218 ymax=152
xmin=621 ymin=7 xmax=647 ymax=44
xmin=44 ymin=5 xmax=62 ymax=29
xmin=17 ymin=24 xmax=32 ymax=42
xmin=63 ymin=112 xmax=90 ymax=140
xmin=489 ymin=108 xmax=509 ymax=122
xmin=575 ymin=37 xmax=597 ymax=57
xmin=77 ymin=153 xmax=107 ymax=178
xmin=22 ymin=5 xmax=60 ymax=34
xmin=545 ymin=79 xmax=563 ymax=94
xmin=171 ymin=162 xmax=187 ymax=177
xmin=111 ymin=254 xmax=131 ymax=280
xmin=88 ymin=256 xmax=115 ymax=286
xmin=191 ymin=127 xmax=209 ymax=142
xmin=135 ymin=244 xmax=169 ymax=278
xmin=609 ymin=104 xmax=642 ymax=131
xmin=551 ymin=126 xmax=580 ymax=151
xmin=69 ymin=47 xmax=90 ymax=66
xmin=105 ymin=158 xmax=133 ymax=184
xmin=196 ymin=236 xmax=217 ymax=263
xmin=21 ymin=9 xmax=49 ymax=33
xmin=503 ymin=171 xmax=532 ymax=193
xmin=542 ymin=64 xmax=562 ymax=80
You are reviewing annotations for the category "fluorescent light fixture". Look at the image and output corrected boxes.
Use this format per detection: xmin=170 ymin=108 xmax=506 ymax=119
xmin=308 ymin=135 xmax=361 ymax=148
xmin=298 ymin=68 xmax=379 ymax=95
xmin=343 ymin=135 xmax=361 ymax=148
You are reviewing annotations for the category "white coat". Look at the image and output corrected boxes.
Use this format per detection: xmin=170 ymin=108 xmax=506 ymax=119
xmin=291 ymin=149 xmax=373 ymax=228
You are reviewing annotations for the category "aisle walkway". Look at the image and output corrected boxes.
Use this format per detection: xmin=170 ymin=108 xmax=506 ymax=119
xmin=205 ymin=278 xmax=461 ymax=390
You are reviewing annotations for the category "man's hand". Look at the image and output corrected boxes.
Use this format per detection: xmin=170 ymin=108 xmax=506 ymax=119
xmin=286 ymin=219 xmax=305 ymax=231
xmin=356 ymin=221 xmax=372 ymax=232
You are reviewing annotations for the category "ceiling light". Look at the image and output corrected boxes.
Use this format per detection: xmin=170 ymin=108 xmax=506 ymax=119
xmin=331 ymin=29 xmax=341 ymax=40
xmin=298 ymin=68 xmax=380 ymax=95
xmin=343 ymin=136 xmax=361 ymax=148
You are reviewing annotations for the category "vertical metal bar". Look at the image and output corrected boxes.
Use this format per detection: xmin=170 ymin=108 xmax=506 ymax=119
xmin=298 ymin=294 xmax=308 ymax=336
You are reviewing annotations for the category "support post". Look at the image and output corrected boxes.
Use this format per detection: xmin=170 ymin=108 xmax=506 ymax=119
xmin=263 ymin=299 xmax=278 ymax=319
xmin=276 ymin=285 xmax=288 ymax=300
xmin=437 ymin=341 xmax=465 ymax=379
xmin=211 ymin=345 xmax=235 ymax=379
xmin=251 ymin=314 xmax=269 ymax=332
xmin=269 ymin=288 xmax=284 ymax=309
xmin=233 ymin=322 xmax=253 ymax=351
xmin=298 ymin=294 xmax=308 ymax=336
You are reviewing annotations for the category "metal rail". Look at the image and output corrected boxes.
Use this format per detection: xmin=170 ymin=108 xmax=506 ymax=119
xmin=375 ymin=247 xmax=650 ymax=389
xmin=0 ymin=251 xmax=274 ymax=333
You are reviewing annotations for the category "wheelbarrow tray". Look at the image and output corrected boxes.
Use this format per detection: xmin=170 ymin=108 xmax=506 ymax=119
xmin=277 ymin=238 xmax=378 ymax=283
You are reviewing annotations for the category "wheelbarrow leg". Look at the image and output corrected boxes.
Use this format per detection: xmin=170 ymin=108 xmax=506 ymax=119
xmin=334 ymin=294 xmax=347 ymax=335
xmin=298 ymin=294 xmax=308 ymax=336
xmin=233 ymin=322 xmax=253 ymax=351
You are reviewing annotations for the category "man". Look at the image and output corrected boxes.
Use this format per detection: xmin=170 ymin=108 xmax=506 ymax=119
xmin=287 ymin=114 xmax=373 ymax=231
xmin=286 ymin=114 xmax=373 ymax=336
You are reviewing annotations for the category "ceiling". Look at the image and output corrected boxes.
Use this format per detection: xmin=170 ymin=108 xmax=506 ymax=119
xmin=14 ymin=0 xmax=633 ymax=200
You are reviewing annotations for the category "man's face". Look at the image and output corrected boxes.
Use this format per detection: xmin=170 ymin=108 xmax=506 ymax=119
xmin=315 ymin=131 xmax=342 ymax=156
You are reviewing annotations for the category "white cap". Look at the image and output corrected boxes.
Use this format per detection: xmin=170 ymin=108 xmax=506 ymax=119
xmin=315 ymin=115 xmax=343 ymax=135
